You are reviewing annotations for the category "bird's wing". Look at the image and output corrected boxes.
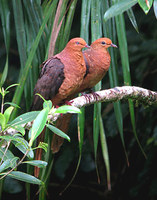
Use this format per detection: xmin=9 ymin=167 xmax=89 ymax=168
xmin=31 ymin=58 xmax=65 ymax=110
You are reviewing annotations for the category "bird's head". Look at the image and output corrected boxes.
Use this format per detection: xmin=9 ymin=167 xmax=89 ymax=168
xmin=66 ymin=38 xmax=90 ymax=51
xmin=91 ymin=38 xmax=117 ymax=50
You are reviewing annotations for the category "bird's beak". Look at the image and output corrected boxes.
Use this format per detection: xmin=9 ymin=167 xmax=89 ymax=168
xmin=111 ymin=43 xmax=118 ymax=48
xmin=85 ymin=44 xmax=90 ymax=48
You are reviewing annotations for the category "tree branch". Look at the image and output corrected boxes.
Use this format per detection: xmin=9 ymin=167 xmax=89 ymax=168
xmin=5 ymin=86 xmax=157 ymax=135
xmin=70 ymin=86 xmax=157 ymax=108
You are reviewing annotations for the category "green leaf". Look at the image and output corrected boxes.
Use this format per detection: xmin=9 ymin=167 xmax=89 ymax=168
xmin=0 ymin=113 xmax=6 ymax=130
xmin=0 ymin=135 xmax=20 ymax=142
xmin=9 ymin=111 xmax=40 ymax=127
xmin=12 ymin=139 xmax=34 ymax=159
xmin=0 ymin=134 xmax=34 ymax=158
xmin=5 ymin=84 xmax=19 ymax=92
xmin=104 ymin=0 xmax=137 ymax=22
xmin=0 ymin=0 xmax=10 ymax=51
xmin=43 ymin=100 xmax=52 ymax=110
xmin=153 ymin=0 xmax=157 ymax=18
xmin=37 ymin=142 xmax=48 ymax=153
xmin=23 ymin=160 xmax=47 ymax=168
xmin=11 ymin=1 xmax=58 ymax=119
xmin=10 ymin=125 xmax=25 ymax=136
xmin=115 ymin=13 xmax=146 ymax=158
xmin=99 ymin=117 xmax=111 ymax=190
xmin=127 ymin=8 xmax=139 ymax=33
xmin=0 ymin=0 xmax=10 ymax=86
xmin=55 ymin=105 xmax=81 ymax=114
xmin=4 ymin=106 xmax=14 ymax=124
xmin=5 ymin=171 xmax=44 ymax=185
xmin=0 ymin=157 xmax=19 ymax=173
xmin=4 ymin=102 xmax=20 ymax=109
xmin=0 ymin=135 xmax=33 ymax=158
xmin=0 ymin=56 xmax=8 ymax=87
xmin=29 ymin=108 xmax=49 ymax=146
xmin=138 ymin=0 xmax=153 ymax=14
xmin=0 ymin=147 xmax=15 ymax=161
xmin=46 ymin=124 xmax=70 ymax=142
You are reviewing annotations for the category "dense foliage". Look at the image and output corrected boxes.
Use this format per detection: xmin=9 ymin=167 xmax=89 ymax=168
xmin=0 ymin=0 xmax=157 ymax=199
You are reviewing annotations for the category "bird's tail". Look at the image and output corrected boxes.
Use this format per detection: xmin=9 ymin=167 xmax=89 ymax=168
xmin=34 ymin=128 xmax=45 ymax=177
xmin=51 ymin=114 xmax=72 ymax=153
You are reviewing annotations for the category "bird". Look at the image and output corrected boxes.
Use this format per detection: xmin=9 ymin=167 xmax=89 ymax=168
xmin=51 ymin=37 xmax=117 ymax=153
xmin=32 ymin=37 xmax=90 ymax=110
xmin=31 ymin=37 xmax=90 ymax=176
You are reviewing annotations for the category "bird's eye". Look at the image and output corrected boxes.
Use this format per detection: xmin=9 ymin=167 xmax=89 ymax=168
xmin=76 ymin=41 xmax=80 ymax=45
xmin=101 ymin=41 xmax=106 ymax=45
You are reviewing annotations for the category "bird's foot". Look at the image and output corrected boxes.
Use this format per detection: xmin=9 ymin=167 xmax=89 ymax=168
xmin=81 ymin=91 xmax=100 ymax=103
xmin=65 ymin=100 xmax=73 ymax=105
xmin=91 ymin=92 xmax=100 ymax=101
xmin=81 ymin=93 xmax=92 ymax=103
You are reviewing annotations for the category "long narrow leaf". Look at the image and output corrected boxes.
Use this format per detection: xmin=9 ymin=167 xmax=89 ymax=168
xmin=127 ymin=8 xmax=139 ymax=33
xmin=104 ymin=0 xmax=137 ymax=22
xmin=115 ymin=12 xmax=146 ymax=158
xmin=0 ymin=0 xmax=10 ymax=86
xmin=91 ymin=0 xmax=102 ymax=159
xmin=12 ymin=0 xmax=27 ymax=69
xmin=11 ymin=1 xmax=57 ymax=119
xmin=99 ymin=117 xmax=111 ymax=190
xmin=79 ymin=0 xmax=91 ymax=153
xmin=46 ymin=124 xmax=70 ymax=142
xmin=6 ymin=171 xmax=44 ymax=185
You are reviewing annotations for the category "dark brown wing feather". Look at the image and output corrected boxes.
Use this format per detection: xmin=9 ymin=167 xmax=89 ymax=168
xmin=31 ymin=58 xmax=65 ymax=110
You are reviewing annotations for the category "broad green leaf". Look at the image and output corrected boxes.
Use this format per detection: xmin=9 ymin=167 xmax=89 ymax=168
xmin=46 ymin=124 xmax=70 ymax=142
xmin=0 ymin=135 xmax=33 ymax=158
xmin=55 ymin=105 xmax=81 ymax=114
xmin=138 ymin=0 xmax=153 ymax=14
xmin=23 ymin=160 xmax=47 ymax=168
xmin=153 ymin=0 xmax=157 ymax=19
xmin=0 ymin=157 xmax=19 ymax=173
xmin=9 ymin=111 xmax=40 ymax=126
xmin=29 ymin=108 xmax=49 ymax=146
xmin=0 ymin=147 xmax=15 ymax=161
xmin=6 ymin=171 xmax=44 ymax=185
xmin=104 ymin=0 xmax=137 ymax=22
xmin=12 ymin=139 xmax=34 ymax=159
xmin=0 ymin=135 xmax=21 ymax=142
xmin=4 ymin=106 xmax=14 ymax=124
xmin=10 ymin=125 xmax=25 ymax=136
xmin=0 ymin=113 xmax=6 ymax=130
xmin=1 ymin=135 xmax=34 ymax=159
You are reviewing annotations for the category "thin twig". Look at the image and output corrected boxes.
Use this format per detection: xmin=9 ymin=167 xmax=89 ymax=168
xmin=0 ymin=149 xmax=30 ymax=180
